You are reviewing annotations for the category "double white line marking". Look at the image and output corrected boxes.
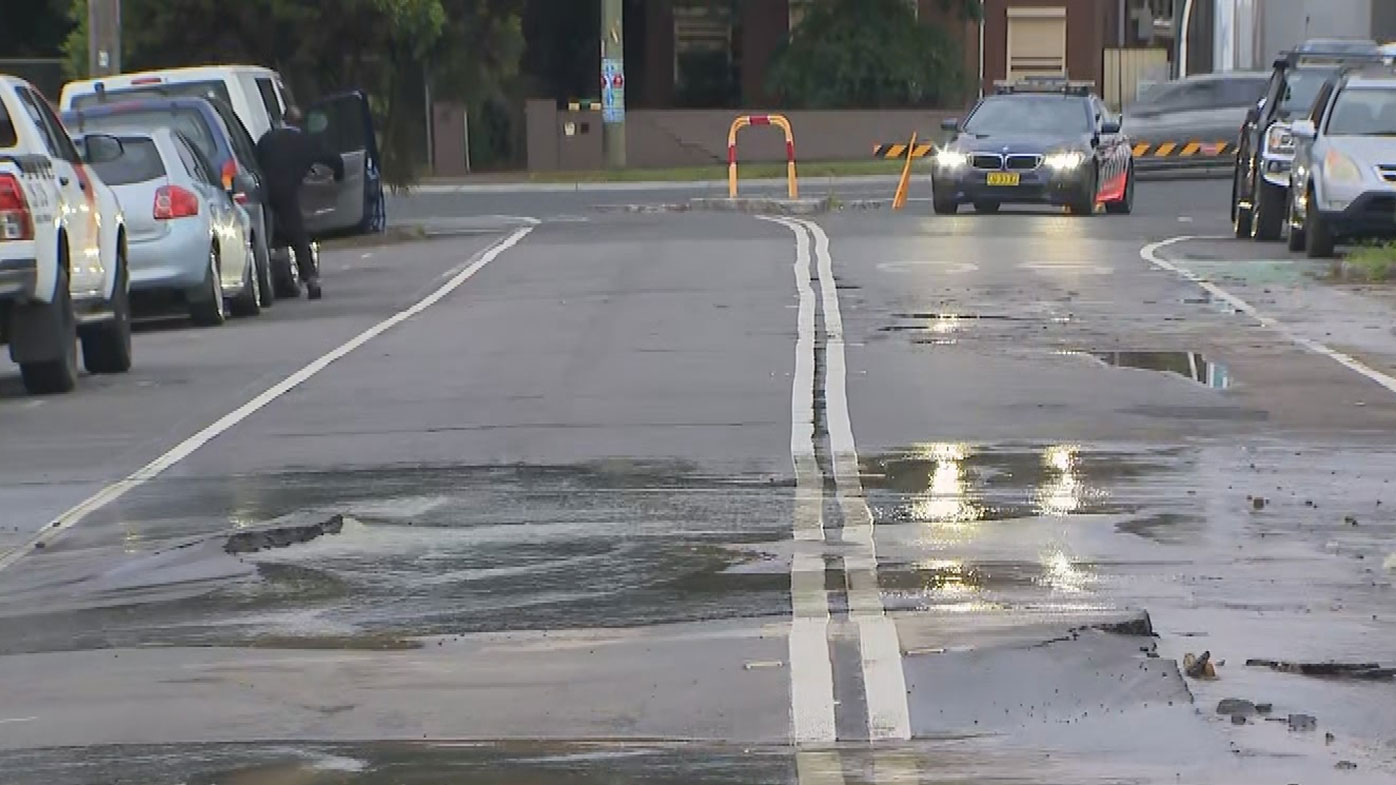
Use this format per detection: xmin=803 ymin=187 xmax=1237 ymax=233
xmin=763 ymin=216 xmax=912 ymax=746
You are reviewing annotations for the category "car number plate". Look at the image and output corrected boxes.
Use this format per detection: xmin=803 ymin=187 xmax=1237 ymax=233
xmin=986 ymin=172 xmax=1020 ymax=186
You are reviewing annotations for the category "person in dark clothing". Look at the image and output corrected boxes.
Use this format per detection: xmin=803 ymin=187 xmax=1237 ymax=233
xmin=256 ymin=107 xmax=344 ymax=300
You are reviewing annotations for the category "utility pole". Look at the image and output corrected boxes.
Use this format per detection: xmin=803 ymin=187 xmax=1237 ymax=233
xmin=601 ymin=0 xmax=626 ymax=168
xmin=88 ymin=0 xmax=122 ymax=77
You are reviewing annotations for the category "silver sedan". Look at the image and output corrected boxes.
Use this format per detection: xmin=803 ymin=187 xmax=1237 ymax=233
xmin=79 ymin=126 xmax=260 ymax=325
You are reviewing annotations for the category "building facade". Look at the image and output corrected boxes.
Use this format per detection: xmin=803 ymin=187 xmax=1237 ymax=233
xmin=625 ymin=0 xmax=980 ymax=108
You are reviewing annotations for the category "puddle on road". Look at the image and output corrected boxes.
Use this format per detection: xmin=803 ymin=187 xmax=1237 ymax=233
xmin=0 ymin=461 xmax=794 ymax=655
xmin=1089 ymin=351 xmax=1231 ymax=389
xmin=0 ymin=741 xmax=799 ymax=785
xmin=860 ymin=443 xmax=1163 ymax=526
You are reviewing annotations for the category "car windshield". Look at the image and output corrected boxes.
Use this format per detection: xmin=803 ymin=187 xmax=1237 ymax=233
xmin=1326 ymin=87 xmax=1396 ymax=135
xmin=1133 ymin=76 xmax=1267 ymax=114
xmin=86 ymin=136 xmax=165 ymax=185
xmin=70 ymin=79 xmax=232 ymax=112
xmin=70 ymin=107 xmax=221 ymax=164
xmin=1281 ymin=69 xmax=1337 ymax=114
xmin=0 ymin=98 xmax=16 ymax=148
xmin=963 ymin=96 xmax=1089 ymax=135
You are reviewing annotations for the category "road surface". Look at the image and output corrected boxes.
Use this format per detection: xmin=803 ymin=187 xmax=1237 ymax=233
xmin=1 ymin=179 xmax=1393 ymax=784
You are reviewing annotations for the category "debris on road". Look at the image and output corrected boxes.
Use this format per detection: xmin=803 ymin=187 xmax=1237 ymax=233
xmin=1288 ymin=713 xmax=1317 ymax=731
xmin=1251 ymin=496 xmax=1267 ymax=510
xmin=1245 ymin=659 xmax=1395 ymax=680
xmin=1216 ymin=698 xmax=1256 ymax=716
xmin=1184 ymin=650 xmax=1217 ymax=679
xmin=1336 ymin=760 xmax=1358 ymax=770
xmin=224 ymin=514 xmax=347 ymax=555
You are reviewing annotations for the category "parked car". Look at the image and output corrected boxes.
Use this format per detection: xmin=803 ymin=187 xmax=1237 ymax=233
xmin=0 ymin=74 xmax=131 ymax=394
xmin=64 ymin=96 xmax=276 ymax=304
xmin=1287 ymin=66 xmax=1396 ymax=257
xmin=1123 ymin=71 xmax=1269 ymax=145
xmin=61 ymin=69 xmax=387 ymax=241
xmin=79 ymin=127 xmax=259 ymax=325
xmin=1232 ymin=39 xmax=1384 ymax=242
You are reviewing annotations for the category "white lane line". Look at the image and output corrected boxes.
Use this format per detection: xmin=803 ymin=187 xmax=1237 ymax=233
xmin=758 ymin=215 xmax=837 ymax=746
xmin=0 ymin=227 xmax=535 ymax=573
xmin=1142 ymin=236 xmax=1396 ymax=395
xmin=792 ymin=217 xmax=913 ymax=743
xmin=0 ymin=716 xmax=37 ymax=724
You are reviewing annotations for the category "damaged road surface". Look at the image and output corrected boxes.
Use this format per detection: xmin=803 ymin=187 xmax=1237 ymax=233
xmin=0 ymin=183 xmax=1394 ymax=784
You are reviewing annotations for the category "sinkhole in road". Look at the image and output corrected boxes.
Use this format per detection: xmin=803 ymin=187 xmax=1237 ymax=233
xmin=1087 ymin=351 xmax=1231 ymax=389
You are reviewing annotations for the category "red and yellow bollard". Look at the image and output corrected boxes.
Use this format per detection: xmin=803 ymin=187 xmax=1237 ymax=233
xmin=727 ymin=114 xmax=798 ymax=199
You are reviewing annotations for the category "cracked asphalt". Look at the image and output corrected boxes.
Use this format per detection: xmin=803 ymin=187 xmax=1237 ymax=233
xmin=1 ymin=178 xmax=1393 ymax=784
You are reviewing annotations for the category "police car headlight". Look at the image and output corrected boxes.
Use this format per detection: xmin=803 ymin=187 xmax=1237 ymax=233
xmin=1266 ymin=124 xmax=1295 ymax=155
xmin=1045 ymin=151 xmax=1085 ymax=171
xmin=935 ymin=150 xmax=968 ymax=169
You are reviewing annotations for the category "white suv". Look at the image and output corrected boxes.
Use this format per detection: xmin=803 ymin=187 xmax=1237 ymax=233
xmin=1288 ymin=67 xmax=1396 ymax=257
xmin=0 ymin=75 xmax=131 ymax=394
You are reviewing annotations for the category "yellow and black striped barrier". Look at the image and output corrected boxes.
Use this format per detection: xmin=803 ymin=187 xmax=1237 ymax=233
xmin=1131 ymin=140 xmax=1231 ymax=158
xmin=873 ymin=142 xmax=936 ymax=160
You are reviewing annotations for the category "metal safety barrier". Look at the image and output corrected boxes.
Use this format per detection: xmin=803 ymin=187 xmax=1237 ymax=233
xmin=728 ymin=114 xmax=798 ymax=199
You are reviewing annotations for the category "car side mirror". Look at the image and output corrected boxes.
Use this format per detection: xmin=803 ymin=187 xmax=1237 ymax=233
xmin=1100 ymin=120 xmax=1121 ymax=134
xmin=1291 ymin=119 xmax=1317 ymax=139
xmin=940 ymin=117 xmax=960 ymax=131
xmin=81 ymin=133 xmax=124 ymax=164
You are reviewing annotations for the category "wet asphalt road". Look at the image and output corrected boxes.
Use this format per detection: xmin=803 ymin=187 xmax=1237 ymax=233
xmin=1 ymin=179 xmax=1395 ymax=784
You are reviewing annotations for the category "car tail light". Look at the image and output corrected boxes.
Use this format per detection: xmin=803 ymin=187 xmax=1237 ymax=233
xmin=221 ymin=159 xmax=236 ymax=191
xmin=0 ymin=173 xmax=34 ymax=241
xmin=153 ymin=185 xmax=199 ymax=219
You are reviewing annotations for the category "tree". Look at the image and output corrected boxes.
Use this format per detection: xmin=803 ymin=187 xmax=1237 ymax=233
xmin=767 ymin=0 xmax=973 ymax=109
xmin=57 ymin=0 xmax=529 ymax=185
xmin=0 ymin=0 xmax=72 ymax=57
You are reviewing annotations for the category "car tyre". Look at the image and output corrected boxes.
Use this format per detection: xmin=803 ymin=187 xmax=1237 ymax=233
xmin=1068 ymin=166 xmax=1098 ymax=216
xmin=1286 ymin=188 xmax=1306 ymax=252
xmin=1304 ymin=190 xmax=1336 ymax=259
xmin=18 ymin=264 xmax=79 ymax=395
xmin=80 ymin=243 xmax=133 ymax=374
xmin=1232 ymin=166 xmax=1254 ymax=238
xmin=1253 ymin=179 xmax=1284 ymax=241
xmin=252 ymin=229 xmax=275 ymax=308
xmin=972 ymin=200 xmax=1000 ymax=214
xmin=1105 ymin=164 xmax=1134 ymax=215
xmin=189 ymin=243 xmax=228 ymax=326
xmin=272 ymin=249 xmax=302 ymax=299
xmin=229 ymin=239 xmax=262 ymax=318
xmin=932 ymin=192 xmax=958 ymax=215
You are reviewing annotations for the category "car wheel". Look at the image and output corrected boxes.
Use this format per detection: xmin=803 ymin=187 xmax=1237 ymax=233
xmin=1068 ymin=167 xmax=1098 ymax=216
xmin=972 ymin=201 xmax=1000 ymax=214
xmin=229 ymin=238 xmax=262 ymax=318
xmin=272 ymin=248 xmax=302 ymax=299
xmin=1286 ymin=188 xmax=1306 ymax=252
xmin=80 ymin=242 xmax=133 ymax=374
xmin=1105 ymin=164 xmax=1134 ymax=215
xmin=1233 ymin=166 xmax=1254 ymax=238
xmin=253 ymin=229 xmax=275 ymax=308
xmin=189 ymin=243 xmax=227 ymax=326
xmin=18 ymin=264 xmax=78 ymax=395
xmin=1253 ymin=180 xmax=1284 ymax=241
xmin=932 ymin=194 xmax=959 ymax=215
xmin=1305 ymin=189 xmax=1336 ymax=259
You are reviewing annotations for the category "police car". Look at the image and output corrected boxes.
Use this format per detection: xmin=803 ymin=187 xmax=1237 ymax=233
xmin=931 ymin=77 xmax=1134 ymax=216
xmin=1 ymin=75 xmax=131 ymax=394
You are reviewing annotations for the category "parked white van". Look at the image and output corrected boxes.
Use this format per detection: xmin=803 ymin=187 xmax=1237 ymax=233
xmin=60 ymin=66 xmax=385 ymax=246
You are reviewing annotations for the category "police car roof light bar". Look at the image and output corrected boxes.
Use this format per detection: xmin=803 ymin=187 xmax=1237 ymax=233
xmin=992 ymin=77 xmax=1094 ymax=96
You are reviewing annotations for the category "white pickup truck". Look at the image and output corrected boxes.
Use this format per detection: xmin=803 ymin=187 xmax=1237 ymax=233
xmin=0 ymin=75 xmax=131 ymax=394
